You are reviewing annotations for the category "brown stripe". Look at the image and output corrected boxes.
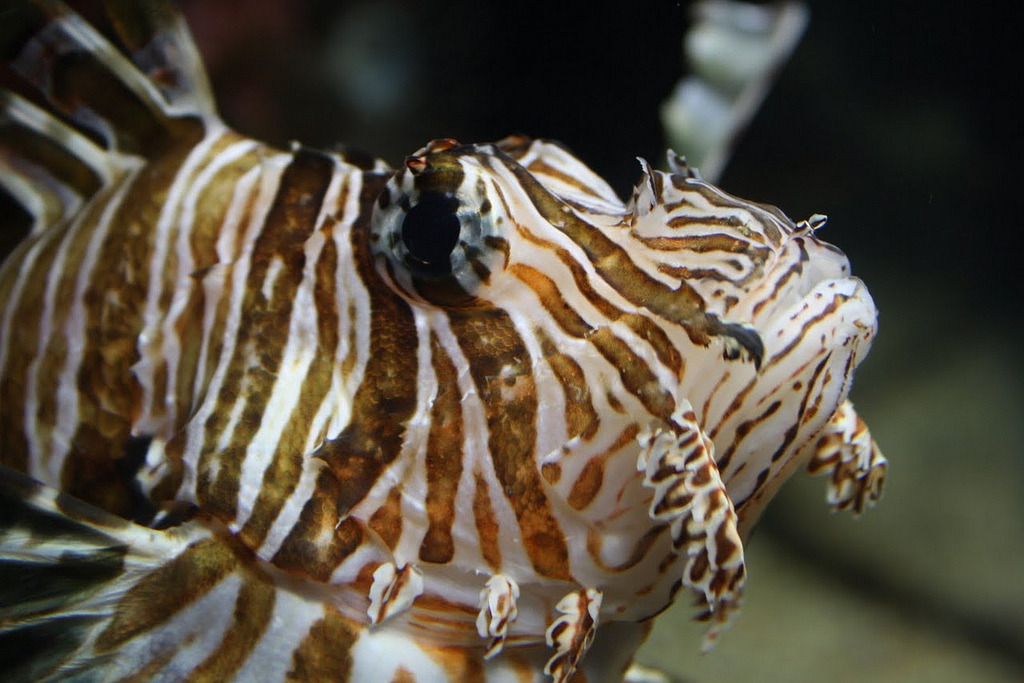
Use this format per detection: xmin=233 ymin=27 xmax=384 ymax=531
xmin=511 ymin=250 xmax=688 ymax=381
xmin=271 ymin=468 xmax=365 ymax=581
xmin=655 ymin=263 xmax=737 ymax=282
xmin=512 ymin=222 xmax=621 ymax=321
xmin=586 ymin=524 xmax=668 ymax=573
xmin=196 ymin=147 xmax=334 ymax=521
xmin=189 ymin=571 xmax=276 ymax=681
xmin=500 ymin=157 xmax=721 ymax=347
xmin=95 ymin=537 xmax=236 ymax=652
xmin=449 ymin=306 xmax=571 ymax=580
xmin=664 ymin=212 xmax=758 ymax=235
xmin=339 ymin=299 xmax=359 ymax=378
xmin=589 ymin=327 xmax=676 ymax=422
xmin=751 ymin=239 xmax=809 ymax=317
xmin=414 ymin=592 xmax=479 ymax=618
xmin=670 ymin=176 xmax=785 ymax=244
xmin=566 ymin=423 xmax=640 ymax=511
xmin=314 ymin=174 xmax=417 ymax=516
xmin=526 ymin=158 xmax=606 ymax=200
xmin=473 ymin=471 xmax=502 ymax=571
xmin=175 ymin=133 xmax=265 ymax=416
xmin=419 ymin=332 xmax=464 ymax=564
xmin=0 ymin=230 xmax=66 ymax=474
xmin=369 ymin=484 xmax=404 ymax=550
xmin=535 ymin=328 xmax=599 ymax=443
xmin=510 ymin=262 xmax=590 ymax=337
xmin=286 ymin=605 xmax=358 ymax=681
xmin=634 ymin=232 xmax=758 ymax=253
xmin=567 ymin=458 xmax=603 ymax=512
xmin=715 ymin=400 xmax=783 ymax=472
xmin=241 ymin=218 xmax=342 ymax=545
xmin=617 ymin=313 xmax=683 ymax=379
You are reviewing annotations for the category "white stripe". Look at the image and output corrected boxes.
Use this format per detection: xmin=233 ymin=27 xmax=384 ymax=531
xmin=111 ymin=572 xmax=243 ymax=679
xmin=233 ymin=160 xmax=348 ymax=526
xmin=257 ymin=167 xmax=368 ymax=556
xmin=48 ymin=174 xmax=138 ymax=480
xmin=0 ymin=89 xmax=114 ymax=189
xmin=426 ymin=311 xmax=535 ymax=575
xmin=190 ymin=164 xmax=262 ymax=405
xmin=135 ymin=128 xmax=228 ymax=434
xmin=257 ymin=457 xmax=323 ymax=559
xmin=22 ymin=218 xmax=80 ymax=479
xmin=507 ymin=309 xmax=568 ymax=467
xmin=234 ymin=588 xmax=327 ymax=682
xmin=335 ymin=171 xmax=372 ymax=410
xmin=234 ymin=215 xmax=336 ymax=526
xmin=155 ymin=134 xmax=258 ymax=431
xmin=260 ymin=256 xmax=285 ymax=301
xmin=350 ymin=628 xmax=447 ymax=682
xmin=0 ymin=225 xmax=56 ymax=409
xmin=176 ymin=153 xmax=291 ymax=502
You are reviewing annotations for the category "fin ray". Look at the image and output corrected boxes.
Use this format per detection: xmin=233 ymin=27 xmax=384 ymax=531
xmin=0 ymin=465 xmax=204 ymax=680
xmin=1 ymin=0 xmax=215 ymax=233
xmin=103 ymin=0 xmax=217 ymax=118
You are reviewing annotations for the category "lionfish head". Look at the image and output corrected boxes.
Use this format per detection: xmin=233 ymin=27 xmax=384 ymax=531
xmin=364 ymin=134 xmax=881 ymax=646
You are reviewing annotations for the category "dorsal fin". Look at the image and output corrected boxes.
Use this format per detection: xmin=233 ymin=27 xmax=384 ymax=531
xmin=1 ymin=0 xmax=217 ymax=233
xmin=102 ymin=0 xmax=216 ymax=118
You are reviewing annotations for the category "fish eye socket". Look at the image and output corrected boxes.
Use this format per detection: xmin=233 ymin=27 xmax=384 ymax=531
xmin=371 ymin=168 xmax=507 ymax=308
xmin=401 ymin=192 xmax=461 ymax=274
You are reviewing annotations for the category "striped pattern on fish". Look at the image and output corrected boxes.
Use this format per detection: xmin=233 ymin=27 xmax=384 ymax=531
xmin=0 ymin=1 xmax=887 ymax=680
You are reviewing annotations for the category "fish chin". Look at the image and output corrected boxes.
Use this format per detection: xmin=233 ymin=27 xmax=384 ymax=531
xmin=720 ymin=272 xmax=878 ymax=538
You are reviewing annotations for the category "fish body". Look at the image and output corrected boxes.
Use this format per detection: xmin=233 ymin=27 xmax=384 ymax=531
xmin=0 ymin=1 xmax=886 ymax=681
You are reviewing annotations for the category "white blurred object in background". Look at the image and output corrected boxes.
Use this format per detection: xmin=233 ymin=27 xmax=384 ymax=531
xmin=662 ymin=1 xmax=808 ymax=182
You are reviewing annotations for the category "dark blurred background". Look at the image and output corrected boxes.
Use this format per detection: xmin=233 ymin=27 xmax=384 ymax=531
xmin=3 ymin=1 xmax=1021 ymax=680
xmin=178 ymin=0 xmax=1018 ymax=325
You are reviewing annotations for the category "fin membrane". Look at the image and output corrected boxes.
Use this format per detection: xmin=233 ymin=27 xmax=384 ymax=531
xmin=0 ymin=465 xmax=232 ymax=680
xmin=1 ymin=0 xmax=215 ymax=232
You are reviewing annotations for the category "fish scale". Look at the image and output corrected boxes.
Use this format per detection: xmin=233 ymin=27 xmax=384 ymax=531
xmin=0 ymin=1 xmax=887 ymax=681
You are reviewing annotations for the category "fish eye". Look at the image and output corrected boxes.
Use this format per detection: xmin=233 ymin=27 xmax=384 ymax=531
xmin=401 ymin=192 xmax=461 ymax=275
xmin=370 ymin=151 xmax=511 ymax=308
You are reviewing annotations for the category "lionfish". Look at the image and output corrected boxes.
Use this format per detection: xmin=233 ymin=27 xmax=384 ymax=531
xmin=0 ymin=1 xmax=886 ymax=680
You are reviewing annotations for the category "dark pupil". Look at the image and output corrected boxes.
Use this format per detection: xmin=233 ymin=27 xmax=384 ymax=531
xmin=401 ymin=192 xmax=461 ymax=271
